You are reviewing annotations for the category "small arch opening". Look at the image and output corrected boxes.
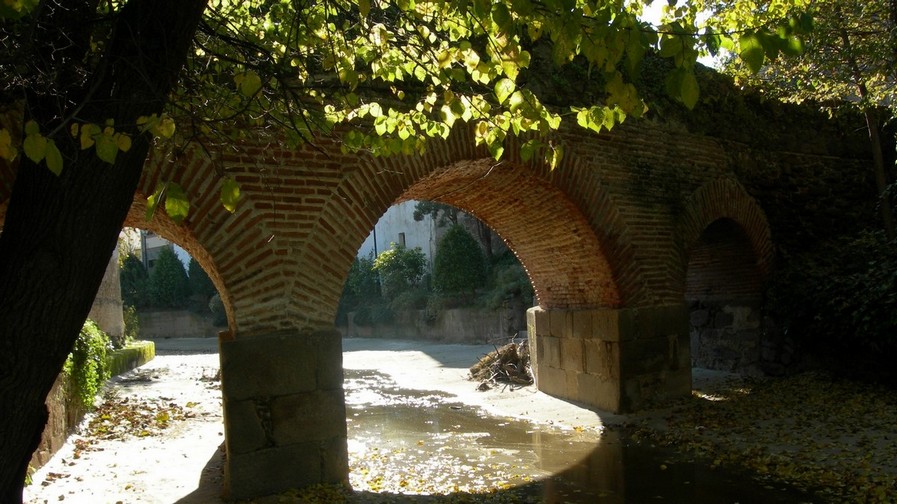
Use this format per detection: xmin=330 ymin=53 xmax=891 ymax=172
xmin=685 ymin=218 xmax=765 ymax=373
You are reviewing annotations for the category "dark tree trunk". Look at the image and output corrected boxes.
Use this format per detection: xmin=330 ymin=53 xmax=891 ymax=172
xmin=0 ymin=0 xmax=206 ymax=501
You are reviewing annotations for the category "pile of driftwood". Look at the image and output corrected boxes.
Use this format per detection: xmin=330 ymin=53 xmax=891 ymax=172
xmin=469 ymin=341 xmax=533 ymax=390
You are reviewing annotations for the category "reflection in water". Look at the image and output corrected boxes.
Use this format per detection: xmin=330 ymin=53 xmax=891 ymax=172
xmin=345 ymin=369 xmax=812 ymax=503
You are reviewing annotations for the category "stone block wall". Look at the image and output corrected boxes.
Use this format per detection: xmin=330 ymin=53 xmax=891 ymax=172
xmin=528 ymin=305 xmax=690 ymax=413
xmin=219 ymin=330 xmax=348 ymax=500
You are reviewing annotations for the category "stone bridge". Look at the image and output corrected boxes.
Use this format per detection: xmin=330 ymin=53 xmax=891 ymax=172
xmin=0 ymin=101 xmax=871 ymax=498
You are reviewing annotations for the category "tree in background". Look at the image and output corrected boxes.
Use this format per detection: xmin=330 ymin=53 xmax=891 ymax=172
xmin=119 ymin=254 xmax=149 ymax=308
xmin=188 ymin=258 xmax=217 ymax=308
xmin=373 ymin=244 xmax=428 ymax=301
xmin=710 ymin=0 xmax=897 ymax=238
xmin=434 ymin=225 xmax=487 ymax=302
xmin=148 ymin=247 xmax=191 ymax=309
xmin=413 ymin=201 xmax=459 ymax=227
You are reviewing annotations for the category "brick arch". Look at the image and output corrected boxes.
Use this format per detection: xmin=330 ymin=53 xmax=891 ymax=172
xmin=123 ymin=194 xmax=236 ymax=333
xmin=289 ymin=138 xmax=630 ymax=328
xmin=400 ymin=158 xmax=622 ymax=310
xmin=678 ymin=177 xmax=774 ymax=295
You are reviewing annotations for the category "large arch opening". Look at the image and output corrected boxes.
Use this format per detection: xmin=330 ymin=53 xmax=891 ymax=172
xmin=328 ymin=158 xmax=626 ymax=497
xmin=337 ymin=199 xmax=534 ymax=343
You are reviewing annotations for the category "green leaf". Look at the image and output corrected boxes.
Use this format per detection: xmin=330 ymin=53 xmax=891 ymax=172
xmin=95 ymin=133 xmax=119 ymax=164
xmin=45 ymin=139 xmax=63 ymax=175
xmin=491 ymin=3 xmax=513 ymax=34
xmin=145 ymin=185 xmax=164 ymax=221
xmin=164 ymin=182 xmax=190 ymax=223
xmin=24 ymin=120 xmax=40 ymax=136
xmin=358 ymin=0 xmax=371 ymax=17
xmin=23 ymin=132 xmax=47 ymax=163
xmin=511 ymin=0 xmax=533 ymax=16
xmin=494 ymin=78 xmax=515 ymax=105
xmin=739 ymin=33 xmax=765 ymax=74
xmin=679 ymin=70 xmax=699 ymax=109
xmin=703 ymin=28 xmax=721 ymax=57
xmin=236 ymin=70 xmax=262 ymax=97
xmin=220 ymin=177 xmax=241 ymax=213
xmin=156 ymin=116 xmax=176 ymax=139
xmin=519 ymin=139 xmax=540 ymax=162
xmin=780 ymin=35 xmax=804 ymax=57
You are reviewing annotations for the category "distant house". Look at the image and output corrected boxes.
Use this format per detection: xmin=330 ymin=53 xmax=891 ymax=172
xmin=357 ymin=201 xmax=438 ymax=266
xmin=139 ymin=230 xmax=190 ymax=273
xmin=357 ymin=200 xmax=504 ymax=266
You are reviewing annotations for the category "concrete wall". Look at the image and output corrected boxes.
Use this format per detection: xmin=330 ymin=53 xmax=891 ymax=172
xmin=341 ymin=307 xmax=520 ymax=344
xmin=137 ymin=309 xmax=220 ymax=339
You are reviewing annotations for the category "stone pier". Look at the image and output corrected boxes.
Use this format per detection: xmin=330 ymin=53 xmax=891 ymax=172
xmin=527 ymin=305 xmax=691 ymax=413
xmin=219 ymin=330 xmax=348 ymax=500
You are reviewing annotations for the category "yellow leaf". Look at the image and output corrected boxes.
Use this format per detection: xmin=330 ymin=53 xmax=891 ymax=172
xmin=80 ymin=123 xmax=98 ymax=150
xmin=116 ymin=133 xmax=132 ymax=152
xmin=0 ymin=129 xmax=17 ymax=161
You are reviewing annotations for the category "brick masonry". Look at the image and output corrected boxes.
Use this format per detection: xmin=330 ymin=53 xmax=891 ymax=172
xmin=0 ymin=106 xmax=873 ymax=498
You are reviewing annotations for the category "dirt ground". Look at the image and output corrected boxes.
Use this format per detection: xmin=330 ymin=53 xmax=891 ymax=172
xmin=23 ymin=337 xmax=897 ymax=503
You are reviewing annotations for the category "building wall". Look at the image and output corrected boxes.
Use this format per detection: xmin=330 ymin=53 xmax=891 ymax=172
xmin=356 ymin=200 xmax=436 ymax=264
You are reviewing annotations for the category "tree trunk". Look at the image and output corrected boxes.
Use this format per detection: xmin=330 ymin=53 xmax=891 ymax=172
xmin=0 ymin=0 xmax=206 ymax=501
xmin=838 ymin=23 xmax=897 ymax=240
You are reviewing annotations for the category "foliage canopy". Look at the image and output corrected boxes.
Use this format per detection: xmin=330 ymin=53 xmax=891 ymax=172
xmin=0 ymin=0 xmax=815 ymax=222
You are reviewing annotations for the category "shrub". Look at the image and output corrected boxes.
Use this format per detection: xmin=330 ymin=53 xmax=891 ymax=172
xmin=433 ymin=224 xmax=486 ymax=300
xmin=121 ymin=304 xmax=140 ymax=346
xmin=336 ymin=255 xmax=381 ymax=325
xmin=64 ymin=320 xmax=112 ymax=410
xmin=767 ymin=230 xmax=897 ymax=379
xmin=482 ymin=255 xmax=534 ymax=310
xmin=149 ymin=247 xmax=191 ymax=308
xmin=373 ymin=244 xmax=427 ymax=301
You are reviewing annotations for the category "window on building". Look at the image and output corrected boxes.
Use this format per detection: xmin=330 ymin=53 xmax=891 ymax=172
xmin=398 ymin=232 xmax=406 ymax=247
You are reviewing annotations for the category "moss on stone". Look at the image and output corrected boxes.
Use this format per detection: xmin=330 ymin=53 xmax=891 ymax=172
xmin=106 ymin=340 xmax=155 ymax=378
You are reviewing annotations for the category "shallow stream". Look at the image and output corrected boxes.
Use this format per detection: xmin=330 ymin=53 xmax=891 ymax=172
xmin=345 ymin=368 xmax=814 ymax=503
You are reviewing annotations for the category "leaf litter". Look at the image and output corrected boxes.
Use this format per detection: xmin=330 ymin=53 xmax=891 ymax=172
xmin=627 ymin=371 xmax=897 ymax=503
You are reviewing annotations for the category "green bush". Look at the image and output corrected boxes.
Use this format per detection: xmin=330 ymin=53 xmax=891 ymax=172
xmin=119 ymin=253 xmax=149 ymax=307
xmin=149 ymin=247 xmax=191 ymax=308
xmin=767 ymin=230 xmax=897 ymax=378
xmin=336 ymin=255 xmax=381 ymax=325
xmin=117 ymin=304 xmax=140 ymax=349
xmin=64 ymin=320 xmax=112 ymax=410
xmin=482 ymin=254 xmax=534 ymax=310
xmin=373 ymin=244 xmax=427 ymax=301
xmin=433 ymin=224 xmax=486 ymax=300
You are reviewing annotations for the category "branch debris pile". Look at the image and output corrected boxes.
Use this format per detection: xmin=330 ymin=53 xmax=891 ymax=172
xmin=469 ymin=342 xmax=533 ymax=390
